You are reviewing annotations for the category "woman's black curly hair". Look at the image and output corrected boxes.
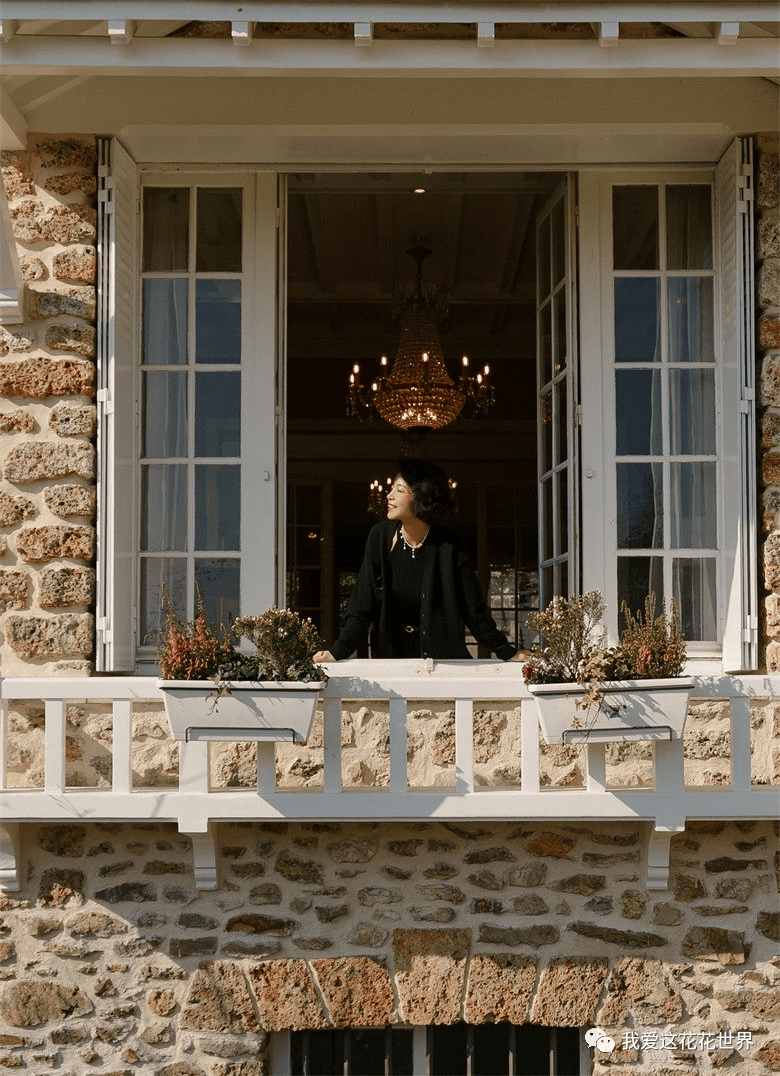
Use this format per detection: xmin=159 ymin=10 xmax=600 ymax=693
xmin=395 ymin=458 xmax=455 ymax=525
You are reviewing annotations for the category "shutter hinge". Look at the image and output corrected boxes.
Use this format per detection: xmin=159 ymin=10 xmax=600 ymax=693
xmin=574 ymin=403 xmax=583 ymax=426
xmin=97 ymin=388 xmax=114 ymax=414
xmin=742 ymin=616 xmax=758 ymax=645
xmin=738 ymin=386 xmax=755 ymax=414
xmin=96 ymin=617 xmax=113 ymax=642
xmin=737 ymin=171 xmax=753 ymax=212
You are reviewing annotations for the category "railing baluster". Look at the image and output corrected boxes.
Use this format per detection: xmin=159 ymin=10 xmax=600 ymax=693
xmin=178 ymin=740 xmax=210 ymax=795
xmin=455 ymin=698 xmax=474 ymax=794
xmin=389 ymin=697 xmax=407 ymax=794
xmin=586 ymin=743 xmax=606 ymax=793
xmin=729 ymin=697 xmax=752 ymax=791
xmin=654 ymin=738 xmax=685 ymax=794
xmin=0 ymin=699 xmax=7 ymax=791
xmin=111 ymin=700 xmax=133 ymax=795
xmin=44 ymin=700 xmax=66 ymax=794
xmin=257 ymin=743 xmax=276 ymax=793
xmin=520 ymin=699 xmax=540 ymax=793
xmin=323 ymin=696 xmax=342 ymax=794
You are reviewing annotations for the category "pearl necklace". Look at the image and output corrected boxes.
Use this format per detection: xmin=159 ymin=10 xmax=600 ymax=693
xmin=400 ymin=525 xmax=430 ymax=558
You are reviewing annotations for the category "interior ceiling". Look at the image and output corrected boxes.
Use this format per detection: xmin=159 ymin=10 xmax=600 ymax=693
xmin=286 ymin=172 xmax=559 ymax=423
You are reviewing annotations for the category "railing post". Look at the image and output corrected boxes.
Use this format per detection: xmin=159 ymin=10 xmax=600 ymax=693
xmin=44 ymin=700 xmax=66 ymax=794
xmin=323 ymin=696 xmax=342 ymax=794
xmin=729 ymin=697 xmax=752 ymax=791
xmin=654 ymin=738 xmax=685 ymax=794
xmin=0 ymin=699 xmax=7 ymax=791
xmin=520 ymin=699 xmax=540 ymax=793
xmin=586 ymin=743 xmax=607 ymax=793
xmin=389 ymin=697 xmax=408 ymax=795
xmin=111 ymin=700 xmax=133 ymax=795
xmin=257 ymin=743 xmax=276 ymax=793
xmin=455 ymin=698 xmax=474 ymax=795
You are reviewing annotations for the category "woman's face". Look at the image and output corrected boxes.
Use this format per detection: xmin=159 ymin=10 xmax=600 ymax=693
xmin=386 ymin=476 xmax=417 ymax=524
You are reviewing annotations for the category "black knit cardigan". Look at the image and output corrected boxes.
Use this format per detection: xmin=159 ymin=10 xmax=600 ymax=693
xmin=330 ymin=520 xmax=518 ymax=661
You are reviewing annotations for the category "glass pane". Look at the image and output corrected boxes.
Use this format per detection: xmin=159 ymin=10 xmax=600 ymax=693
xmin=431 ymin=1023 xmax=467 ymax=1076
xmin=293 ymin=568 xmax=322 ymax=609
xmin=551 ymin=197 xmax=565 ymax=287
xmin=294 ymin=485 xmax=323 ymax=523
xmin=558 ymin=559 xmax=568 ymax=598
xmin=617 ymin=556 xmax=664 ymax=626
xmin=553 ymin=288 xmax=567 ymax=372
xmin=667 ymin=185 xmax=712 ymax=270
xmin=143 ymin=187 xmax=189 ymax=271
xmin=674 ymin=557 xmax=717 ymax=640
xmin=475 ymin=1023 xmax=510 ymax=1076
xmin=195 ymin=465 xmax=240 ymax=551
xmin=613 ymin=186 xmax=659 ymax=270
xmin=538 ymin=214 xmax=551 ymax=297
xmin=615 ymin=369 xmax=662 ymax=456
xmin=143 ymin=371 xmax=188 ymax=458
xmin=617 ymin=463 xmax=663 ymax=549
xmin=349 ymin=1029 xmax=386 ymax=1076
xmin=668 ymin=278 xmax=714 ymax=364
xmin=554 ymin=380 xmax=567 ymax=467
xmin=614 ymin=278 xmax=660 ymax=363
xmin=194 ymin=559 xmax=240 ymax=626
xmin=389 ymin=1028 xmax=414 ymax=1076
xmin=196 ymin=187 xmax=242 ymax=272
xmin=540 ymin=390 xmax=553 ymax=474
xmin=541 ymin=478 xmax=553 ymax=561
xmin=143 ymin=279 xmax=188 ymax=366
xmin=141 ymin=465 xmax=187 ymax=551
xmin=670 ymin=369 xmax=716 ymax=455
xmin=539 ymin=300 xmax=552 ymax=384
xmin=486 ymin=485 xmax=514 ymax=524
xmin=293 ymin=526 xmax=323 ymax=566
xmin=670 ymin=462 xmax=717 ymax=547
xmin=196 ymin=280 xmax=241 ymax=365
xmin=559 ymin=467 xmax=568 ymax=554
xmin=140 ymin=557 xmax=187 ymax=642
xmin=540 ymin=565 xmax=553 ymax=608
xmin=195 ymin=372 xmax=241 ymax=457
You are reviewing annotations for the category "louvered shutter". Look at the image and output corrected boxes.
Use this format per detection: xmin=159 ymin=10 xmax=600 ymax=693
xmin=95 ymin=138 xmax=138 ymax=671
xmin=716 ymin=138 xmax=758 ymax=671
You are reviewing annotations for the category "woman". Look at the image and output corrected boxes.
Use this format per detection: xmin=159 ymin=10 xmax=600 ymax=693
xmin=314 ymin=459 xmax=525 ymax=662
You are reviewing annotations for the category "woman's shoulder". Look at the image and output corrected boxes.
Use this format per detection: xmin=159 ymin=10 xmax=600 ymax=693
xmin=366 ymin=520 xmax=397 ymax=547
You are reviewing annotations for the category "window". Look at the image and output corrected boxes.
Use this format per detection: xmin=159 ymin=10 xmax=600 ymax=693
xmin=288 ymin=1024 xmax=582 ymax=1075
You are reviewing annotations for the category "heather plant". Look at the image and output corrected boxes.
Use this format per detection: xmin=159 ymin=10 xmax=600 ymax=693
xmin=154 ymin=585 xmax=231 ymax=680
xmin=522 ymin=590 xmax=687 ymax=712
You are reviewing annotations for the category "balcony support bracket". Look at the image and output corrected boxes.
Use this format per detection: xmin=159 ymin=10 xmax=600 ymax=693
xmin=181 ymin=824 xmax=219 ymax=891
xmin=0 ymin=824 xmax=20 ymax=892
xmin=646 ymin=821 xmax=685 ymax=891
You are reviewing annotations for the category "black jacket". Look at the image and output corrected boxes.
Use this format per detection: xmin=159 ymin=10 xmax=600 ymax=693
xmin=330 ymin=521 xmax=517 ymax=661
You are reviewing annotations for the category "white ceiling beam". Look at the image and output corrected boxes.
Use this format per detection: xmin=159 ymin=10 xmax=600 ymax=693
xmin=0 ymin=36 xmax=776 ymax=77
xmin=232 ymin=21 xmax=254 ymax=46
xmin=0 ymin=3 xmax=778 ymax=26
xmin=354 ymin=22 xmax=373 ymax=47
xmin=107 ymin=20 xmax=135 ymax=44
xmin=0 ymin=85 xmax=27 ymax=148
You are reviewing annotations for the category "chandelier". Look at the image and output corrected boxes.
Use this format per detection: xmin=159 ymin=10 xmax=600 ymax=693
xmin=347 ymin=246 xmax=494 ymax=432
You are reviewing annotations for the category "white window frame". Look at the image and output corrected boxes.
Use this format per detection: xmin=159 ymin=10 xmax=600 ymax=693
xmin=578 ymin=145 xmax=756 ymax=666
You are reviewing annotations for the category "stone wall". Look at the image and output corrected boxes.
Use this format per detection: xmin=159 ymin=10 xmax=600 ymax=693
xmin=0 ymin=135 xmax=97 ymax=677
xmin=0 ymin=820 xmax=777 ymax=1074
xmin=759 ymin=136 xmax=780 ymax=669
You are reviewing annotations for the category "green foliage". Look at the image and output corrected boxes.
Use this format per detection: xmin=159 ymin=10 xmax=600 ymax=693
xmin=231 ymin=608 xmax=323 ymax=683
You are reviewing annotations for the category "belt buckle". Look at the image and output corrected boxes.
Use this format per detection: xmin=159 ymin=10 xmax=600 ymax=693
xmin=404 ymin=624 xmax=416 ymax=633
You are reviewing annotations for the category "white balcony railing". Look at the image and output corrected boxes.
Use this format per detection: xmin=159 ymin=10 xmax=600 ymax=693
xmin=1 ymin=662 xmax=778 ymax=893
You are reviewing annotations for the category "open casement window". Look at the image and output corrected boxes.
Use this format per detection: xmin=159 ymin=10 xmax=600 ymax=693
xmin=579 ymin=139 xmax=757 ymax=663
xmin=536 ymin=177 xmax=580 ymax=608
xmin=97 ymin=142 xmax=282 ymax=668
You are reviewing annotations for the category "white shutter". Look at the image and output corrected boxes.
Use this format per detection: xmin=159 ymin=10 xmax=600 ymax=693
xmin=716 ymin=138 xmax=758 ymax=671
xmin=95 ymin=138 xmax=138 ymax=671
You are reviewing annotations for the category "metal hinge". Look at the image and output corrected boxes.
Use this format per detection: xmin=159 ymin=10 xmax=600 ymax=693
xmin=738 ymin=386 xmax=755 ymax=414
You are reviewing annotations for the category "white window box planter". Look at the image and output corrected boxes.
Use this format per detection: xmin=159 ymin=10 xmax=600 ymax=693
xmin=527 ymin=677 xmax=695 ymax=745
xmin=157 ymin=680 xmax=324 ymax=743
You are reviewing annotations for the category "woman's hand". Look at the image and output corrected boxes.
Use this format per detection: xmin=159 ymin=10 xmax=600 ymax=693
xmin=508 ymin=649 xmax=532 ymax=663
xmin=313 ymin=650 xmax=336 ymax=663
